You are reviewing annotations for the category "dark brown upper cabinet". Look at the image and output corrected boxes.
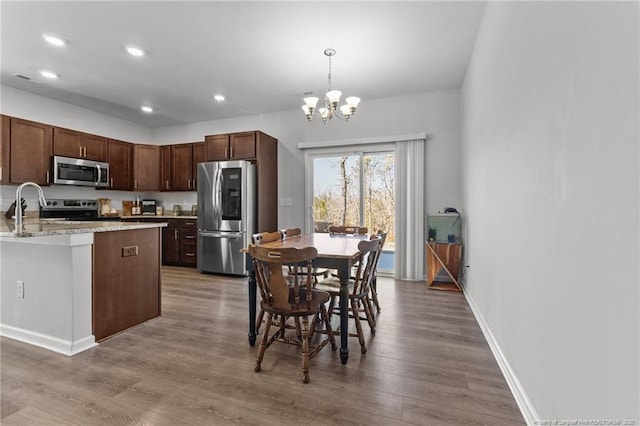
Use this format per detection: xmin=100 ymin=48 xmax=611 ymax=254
xmin=53 ymin=127 xmax=108 ymax=162
xmin=4 ymin=116 xmax=53 ymax=185
xmin=107 ymin=139 xmax=133 ymax=190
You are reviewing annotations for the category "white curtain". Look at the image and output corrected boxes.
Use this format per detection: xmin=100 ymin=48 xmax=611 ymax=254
xmin=395 ymin=139 xmax=425 ymax=280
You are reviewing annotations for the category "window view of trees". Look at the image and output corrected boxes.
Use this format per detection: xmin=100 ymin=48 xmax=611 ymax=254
xmin=312 ymin=153 xmax=395 ymax=250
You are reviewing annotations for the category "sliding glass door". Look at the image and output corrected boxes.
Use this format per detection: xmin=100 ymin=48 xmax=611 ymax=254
xmin=308 ymin=149 xmax=395 ymax=273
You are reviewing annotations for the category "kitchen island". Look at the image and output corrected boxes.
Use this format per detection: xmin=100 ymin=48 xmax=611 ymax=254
xmin=0 ymin=219 xmax=165 ymax=355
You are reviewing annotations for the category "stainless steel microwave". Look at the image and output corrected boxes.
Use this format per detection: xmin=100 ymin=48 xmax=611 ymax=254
xmin=53 ymin=155 xmax=110 ymax=188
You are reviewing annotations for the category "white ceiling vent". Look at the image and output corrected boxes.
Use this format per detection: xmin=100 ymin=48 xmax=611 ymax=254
xmin=11 ymin=73 xmax=43 ymax=84
xmin=12 ymin=73 xmax=32 ymax=81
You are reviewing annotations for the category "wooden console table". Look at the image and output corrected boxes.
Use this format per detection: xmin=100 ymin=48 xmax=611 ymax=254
xmin=426 ymin=242 xmax=462 ymax=291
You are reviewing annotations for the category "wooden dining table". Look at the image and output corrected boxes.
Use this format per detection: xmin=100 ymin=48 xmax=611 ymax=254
xmin=245 ymin=232 xmax=369 ymax=364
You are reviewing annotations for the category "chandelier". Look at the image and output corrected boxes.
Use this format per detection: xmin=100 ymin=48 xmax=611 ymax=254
xmin=302 ymin=48 xmax=361 ymax=123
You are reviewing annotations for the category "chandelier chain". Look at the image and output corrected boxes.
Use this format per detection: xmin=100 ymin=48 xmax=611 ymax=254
xmin=327 ymin=53 xmax=333 ymax=92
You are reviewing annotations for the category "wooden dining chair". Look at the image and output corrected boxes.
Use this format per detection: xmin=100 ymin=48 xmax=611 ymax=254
xmin=281 ymin=227 xmax=329 ymax=283
xmin=328 ymin=225 xmax=368 ymax=235
xmin=249 ymin=244 xmax=336 ymax=383
xmin=315 ymin=237 xmax=380 ymax=353
xmin=252 ymin=231 xmax=283 ymax=334
xmin=369 ymin=230 xmax=388 ymax=313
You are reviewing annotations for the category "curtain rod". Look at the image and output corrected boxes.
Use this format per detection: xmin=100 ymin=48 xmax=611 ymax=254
xmin=297 ymin=132 xmax=428 ymax=150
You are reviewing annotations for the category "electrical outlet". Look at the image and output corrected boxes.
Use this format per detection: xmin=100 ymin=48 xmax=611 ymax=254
xmin=17 ymin=281 xmax=24 ymax=298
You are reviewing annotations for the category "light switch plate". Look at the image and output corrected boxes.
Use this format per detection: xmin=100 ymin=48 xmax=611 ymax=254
xmin=279 ymin=198 xmax=293 ymax=206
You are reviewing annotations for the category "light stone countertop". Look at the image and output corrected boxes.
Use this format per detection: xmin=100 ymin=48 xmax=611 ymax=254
xmin=0 ymin=218 xmax=166 ymax=238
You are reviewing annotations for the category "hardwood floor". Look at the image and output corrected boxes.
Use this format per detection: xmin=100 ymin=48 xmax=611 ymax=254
xmin=1 ymin=266 xmax=525 ymax=425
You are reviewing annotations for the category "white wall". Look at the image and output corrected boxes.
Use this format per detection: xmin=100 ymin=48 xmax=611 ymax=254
xmin=462 ymin=2 xmax=639 ymax=423
xmin=2 ymin=85 xmax=463 ymax=231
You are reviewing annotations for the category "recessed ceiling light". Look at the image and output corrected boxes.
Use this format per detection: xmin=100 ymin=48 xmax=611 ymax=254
xmin=43 ymin=34 xmax=67 ymax=47
xmin=141 ymin=106 xmax=153 ymax=113
xmin=126 ymin=45 xmax=146 ymax=57
xmin=39 ymin=69 xmax=59 ymax=79
xmin=214 ymin=94 xmax=225 ymax=102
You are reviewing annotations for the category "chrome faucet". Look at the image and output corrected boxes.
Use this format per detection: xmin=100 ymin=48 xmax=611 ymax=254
xmin=14 ymin=182 xmax=47 ymax=236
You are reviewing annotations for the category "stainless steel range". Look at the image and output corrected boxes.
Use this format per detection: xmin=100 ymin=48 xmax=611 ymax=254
xmin=40 ymin=199 xmax=121 ymax=221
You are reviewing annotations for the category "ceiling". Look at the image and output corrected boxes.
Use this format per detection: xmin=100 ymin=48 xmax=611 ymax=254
xmin=1 ymin=1 xmax=486 ymax=128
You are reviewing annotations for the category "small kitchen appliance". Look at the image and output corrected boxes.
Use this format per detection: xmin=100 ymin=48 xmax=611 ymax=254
xmin=142 ymin=199 xmax=157 ymax=215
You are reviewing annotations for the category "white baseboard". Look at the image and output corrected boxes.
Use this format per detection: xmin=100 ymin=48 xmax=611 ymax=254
xmin=461 ymin=285 xmax=540 ymax=425
xmin=0 ymin=324 xmax=97 ymax=356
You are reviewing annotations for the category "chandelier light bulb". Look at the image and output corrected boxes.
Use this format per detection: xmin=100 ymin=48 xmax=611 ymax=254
xmin=340 ymin=104 xmax=353 ymax=118
xmin=304 ymin=96 xmax=319 ymax=109
xmin=319 ymin=108 xmax=330 ymax=123
xmin=326 ymin=90 xmax=342 ymax=106
xmin=346 ymin=96 xmax=361 ymax=109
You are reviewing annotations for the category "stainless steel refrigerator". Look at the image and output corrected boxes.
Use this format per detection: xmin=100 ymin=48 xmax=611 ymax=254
xmin=197 ymin=160 xmax=256 ymax=275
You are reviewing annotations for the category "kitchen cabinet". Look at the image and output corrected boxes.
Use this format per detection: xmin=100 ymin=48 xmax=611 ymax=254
xmin=133 ymin=144 xmax=160 ymax=191
xmin=4 ymin=116 xmax=53 ymax=185
xmin=161 ymin=142 xmax=204 ymax=191
xmin=107 ymin=139 xmax=133 ymax=190
xmin=160 ymin=145 xmax=171 ymax=191
xmin=161 ymin=218 xmax=180 ymax=264
xmin=192 ymin=141 xmax=205 ymax=189
xmin=53 ymin=127 xmax=108 ymax=161
xmin=179 ymin=218 xmax=198 ymax=265
xmin=123 ymin=217 xmax=197 ymax=267
xmin=203 ymin=134 xmax=230 ymax=161
xmin=170 ymin=143 xmax=194 ymax=191
xmin=204 ymin=132 xmax=257 ymax=161
xmin=0 ymin=115 xmax=9 ymax=184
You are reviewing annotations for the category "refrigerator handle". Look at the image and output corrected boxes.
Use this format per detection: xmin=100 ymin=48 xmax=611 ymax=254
xmin=216 ymin=168 xmax=224 ymax=221
xmin=213 ymin=167 xmax=222 ymax=224
xmin=199 ymin=231 xmax=243 ymax=238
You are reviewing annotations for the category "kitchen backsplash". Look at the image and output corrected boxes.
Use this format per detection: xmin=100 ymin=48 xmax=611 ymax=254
xmin=0 ymin=184 xmax=197 ymax=215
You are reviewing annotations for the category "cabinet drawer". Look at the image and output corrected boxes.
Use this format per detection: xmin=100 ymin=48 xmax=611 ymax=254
xmin=180 ymin=228 xmax=197 ymax=246
xmin=180 ymin=219 xmax=197 ymax=228
xmin=180 ymin=248 xmax=197 ymax=265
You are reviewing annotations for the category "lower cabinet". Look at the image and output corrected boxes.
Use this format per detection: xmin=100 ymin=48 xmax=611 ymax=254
xmin=161 ymin=219 xmax=180 ymax=264
xmin=123 ymin=217 xmax=197 ymax=267
xmin=179 ymin=219 xmax=197 ymax=266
